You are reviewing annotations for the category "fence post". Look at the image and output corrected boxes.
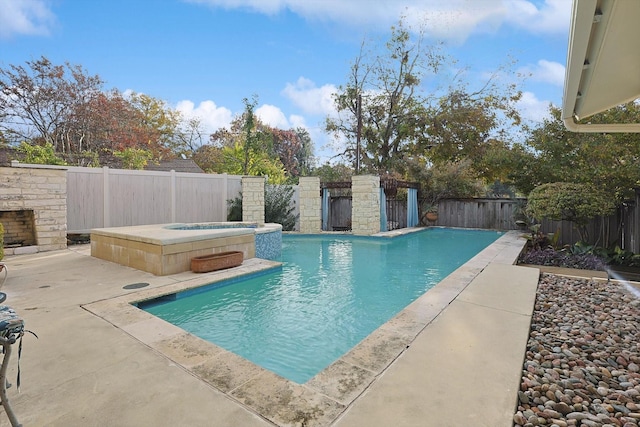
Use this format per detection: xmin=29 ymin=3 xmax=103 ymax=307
xmin=223 ymin=173 xmax=228 ymax=221
xmin=102 ymin=166 xmax=110 ymax=228
xmin=170 ymin=170 xmax=177 ymax=223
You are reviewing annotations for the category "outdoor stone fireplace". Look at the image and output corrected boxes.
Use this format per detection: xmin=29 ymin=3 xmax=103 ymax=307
xmin=0 ymin=166 xmax=67 ymax=254
xmin=0 ymin=210 xmax=36 ymax=247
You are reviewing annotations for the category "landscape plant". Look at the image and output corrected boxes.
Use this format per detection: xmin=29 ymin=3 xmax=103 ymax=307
xmin=264 ymin=185 xmax=298 ymax=231
xmin=326 ymin=17 xmax=522 ymax=186
xmin=415 ymin=160 xmax=484 ymax=214
xmin=510 ymin=104 xmax=640 ymax=199
xmin=526 ymin=182 xmax=616 ymax=244
xmin=227 ymin=194 xmax=243 ymax=222
xmin=226 ymin=185 xmax=298 ymax=231
xmin=113 ymin=148 xmax=153 ymax=170
xmin=17 ymin=142 xmax=67 ymax=165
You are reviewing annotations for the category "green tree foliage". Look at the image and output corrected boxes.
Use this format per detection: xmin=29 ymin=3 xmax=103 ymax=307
xmin=313 ymin=162 xmax=353 ymax=183
xmin=294 ymin=128 xmax=315 ymax=176
xmin=113 ymin=147 xmax=153 ymax=170
xmin=17 ymin=142 xmax=67 ymax=165
xmin=128 ymin=92 xmax=181 ymax=158
xmin=222 ymin=142 xmax=287 ymax=184
xmin=0 ymin=56 xmax=104 ymax=153
xmin=326 ymin=21 xmax=445 ymax=174
xmin=193 ymin=144 xmax=225 ymax=173
xmin=421 ymin=88 xmax=521 ymax=180
xmin=410 ymin=160 xmax=483 ymax=207
xmin=526 ymin=182 xmax=616 ymax=242
xmin=326 ymin=18 xmax=522 ymax=186
xmin=0 ymin=56 xmax=200 ymax=167
xmin=511 ymin=104 xmax=640 ymax=201
xmin=206 ymin=96 xmax=314 ymax=182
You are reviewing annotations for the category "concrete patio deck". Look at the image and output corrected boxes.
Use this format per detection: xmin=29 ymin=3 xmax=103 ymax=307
xmin=0 ymin=230 xmax=537 ymax=426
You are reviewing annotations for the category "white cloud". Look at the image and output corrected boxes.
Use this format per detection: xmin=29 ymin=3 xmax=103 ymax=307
xmin=516 ymin=91 xmax=553 ymax=123
xmin=255 ymin=104 xmax=289 ymax=128
xmin=504 ymin=0 xmax=570 ymax=34
xmin=188 ymin=0 xmax=570 ymax=44
xmin=175 ymin=100 xmax=233 ymax=134
xmin=282 ymin=77 xmax=337 ymax=116
xmin=0 ymin=0 xmax=56 ymax=39
xmin=519 ymin=59 xmax=565 ymax=87
xmin=288 ymin=114 xmax=307 ymax=129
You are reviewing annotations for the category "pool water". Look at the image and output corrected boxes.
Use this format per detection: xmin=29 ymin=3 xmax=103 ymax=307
xmin=143 ymin=228 xmax=501 ymax=383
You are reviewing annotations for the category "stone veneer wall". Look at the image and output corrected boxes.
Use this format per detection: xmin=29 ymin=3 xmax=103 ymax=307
xmin=242 ymin=176 xmax=265 ymax=225
xmin=298 ymin=177 xmax=321 ymax=233
xmin=91 ymin=231 xmax=255 ymax=276
xmin=351 ymin=175 xmax=380 ymax=235
xmin=0 ymin=166 xmax=67 ymax=253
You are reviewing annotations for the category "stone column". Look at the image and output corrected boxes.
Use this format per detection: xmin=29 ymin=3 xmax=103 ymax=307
xmin=351 ymin=175 xmax=380 ymax=235
xmin=298 ymin=177 xmax=321 ymax=233
xmin=242 ymin=176 xmax=265 ymax=225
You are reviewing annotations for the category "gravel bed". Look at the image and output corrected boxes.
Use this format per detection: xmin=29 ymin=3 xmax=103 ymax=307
xmin=514 ymin=273 xmax=640 ymax=427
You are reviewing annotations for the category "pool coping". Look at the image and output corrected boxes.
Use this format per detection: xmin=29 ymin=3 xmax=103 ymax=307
xmin=83 ymin=228 xmax=528 ymax=427
xmin=90 ymin=222 xmax=281 ymax=246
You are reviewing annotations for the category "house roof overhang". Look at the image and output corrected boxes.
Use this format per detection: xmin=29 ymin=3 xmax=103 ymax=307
xmin=562 ymin=0 xmax=640 ymax=132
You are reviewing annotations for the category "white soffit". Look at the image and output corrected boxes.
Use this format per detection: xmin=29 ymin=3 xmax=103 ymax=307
xmin=562 ymin=0 xmax=640 ymax=132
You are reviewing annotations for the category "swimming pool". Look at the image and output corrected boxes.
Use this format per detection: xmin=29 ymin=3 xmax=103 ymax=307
xmin=142 ymin=228 xmax=502 ymax=383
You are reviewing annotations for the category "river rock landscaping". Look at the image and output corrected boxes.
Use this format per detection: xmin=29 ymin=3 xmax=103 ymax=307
xmin=514 ymin=273 xmax=640 ymax=427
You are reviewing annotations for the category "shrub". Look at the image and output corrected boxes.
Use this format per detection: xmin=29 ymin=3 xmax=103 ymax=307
xmin=527 ymin=182 xmax=616 ymax=243
xmin=226 ymin=185 xmax=298 ymax=231
xmin=227 ymin=194 xmax=242 ymax=221
xmin=265 ymin=185 xmax=297 ymax=231
xmin=421 ymin=160 xmax=484 ymax=205
xmin=114 ymin=148 xmax=153 ymax=170
xmin=17 ymin=142 xmax=67 ymax=165
xmin=592 ymin=245 xmax=640 ymax=267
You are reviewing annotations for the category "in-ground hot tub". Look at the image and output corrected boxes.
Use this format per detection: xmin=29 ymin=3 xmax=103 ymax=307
xmin=91 ymin=222 xmax=282 ymax=276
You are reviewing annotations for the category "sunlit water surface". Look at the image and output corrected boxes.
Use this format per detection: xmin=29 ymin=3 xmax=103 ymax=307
xmin=144 ymin=228 xmax=501 ymax=383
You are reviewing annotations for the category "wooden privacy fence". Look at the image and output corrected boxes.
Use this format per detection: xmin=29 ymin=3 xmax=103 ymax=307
xmin=66 ymin=166 xmax=242 ymax=233
xmin=537 ymin=202 xmax=638 ymax=253
xmin=435 ymin=198 xmax=526 ymax=230
xmin=325 ymin=196 xmax=640 ymax=252
xmin=433 ymin=197 xmax=640 ymax=253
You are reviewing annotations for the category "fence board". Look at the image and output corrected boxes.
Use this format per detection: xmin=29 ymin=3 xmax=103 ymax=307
xmin=24 ymin=160 xmax=640 ymax=251
xmin=434 ymin=197 xmax=639 ymax=251
xmin=65 ymin=166 xmax=242 ymax=233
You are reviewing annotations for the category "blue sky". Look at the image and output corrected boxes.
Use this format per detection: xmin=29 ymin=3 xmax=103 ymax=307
xmin=0 ymin=0 xmax=570 ymax=162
